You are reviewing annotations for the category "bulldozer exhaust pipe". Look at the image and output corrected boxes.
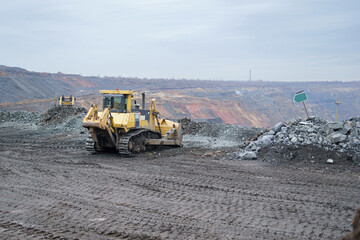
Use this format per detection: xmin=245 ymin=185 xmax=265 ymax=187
xmin=142 ymin=92 xmax=146 ymax=109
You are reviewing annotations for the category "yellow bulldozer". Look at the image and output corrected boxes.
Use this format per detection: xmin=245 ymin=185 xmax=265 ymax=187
xmin=82 ymin=89 xmax=182 ymax=156
xmin=59 ymin=95 xmax=76 ymax=106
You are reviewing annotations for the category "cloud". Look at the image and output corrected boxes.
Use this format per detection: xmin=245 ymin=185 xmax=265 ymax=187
xmin=0 ymin=0 xmax=359 ymax=81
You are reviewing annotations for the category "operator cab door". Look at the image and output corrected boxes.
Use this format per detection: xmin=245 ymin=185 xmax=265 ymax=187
xmin=103 ymin=95 xmax=126 ymax=113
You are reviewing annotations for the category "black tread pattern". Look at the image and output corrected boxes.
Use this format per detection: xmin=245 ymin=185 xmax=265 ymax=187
xmin=85 ymin=135 xmax=97 ymax=154
xmin=118 ymin=129 xmax=161 ymax=157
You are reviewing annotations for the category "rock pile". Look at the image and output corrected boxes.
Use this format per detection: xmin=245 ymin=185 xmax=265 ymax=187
xmin=0 ymin=107 xmax=88 ymax=135
xmin=179 ymin=118 xmax=264 ymax=149
xmin=179 ymin=117 xmax=263 ymax=141
xmin=0 ymin=111 xmax=40 ymax=124
xmin=239 ymin=116 xmax=360 ymax=160
xmin=40 ymin=106 xmax=87 ymax=125
xmin=179 ymin=118 xmax=207 ymax=135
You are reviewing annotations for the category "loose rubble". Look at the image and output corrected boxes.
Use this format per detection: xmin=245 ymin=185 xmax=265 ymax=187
xmin=179 ymin=118 xmax=264 ymax=149
xmin=238 ymin=116 xmax=360 ymax=162
xmin=0 ymin=111 xmax=40 ymax=124
xmin=0 ymin=106 xmax=87 ymax=134
xmin=40 ymin=106 xmax=87 ymax=125
xmin=39 ymin=106 xmax=87 ymax=133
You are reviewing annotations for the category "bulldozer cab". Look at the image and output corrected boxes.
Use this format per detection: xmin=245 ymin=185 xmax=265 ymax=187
xmin=103 ymin=94 xmax=126 ymax=113
xmin=100 ymin=90 xmax=134 ymax=113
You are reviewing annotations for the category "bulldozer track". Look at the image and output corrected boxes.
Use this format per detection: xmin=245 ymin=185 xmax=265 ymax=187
xmin=85 ymin=136 xmax=97 ymax=154
xmin=118 ymin=129 xmax=161 ymax=157
xmin=84 ymin=134 xmax=106 ymax=154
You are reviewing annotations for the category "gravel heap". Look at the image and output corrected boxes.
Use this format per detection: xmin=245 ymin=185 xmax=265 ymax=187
xmin=179 ymin=118 xmax=208 ymax=135
xmin=0 ymin=111 xmax=41 ymax=124
xmin=179 ymin=118 xmax=264 ymax=149
xmin=197 ymin=122 xmax=263 ymax=143
xmin=179 ymin=118 xmax=263 ymax=139
xmin=39 ymin=106 xmax=88 ymax=133
xmin=40 ymin=106 xmax=87 ymax=125
xmin=238 ymin=116 xmax=360 ymax=160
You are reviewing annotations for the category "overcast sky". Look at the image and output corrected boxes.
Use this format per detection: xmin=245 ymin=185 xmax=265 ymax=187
xmin=0 ymin=0 xmax=359 ymax=81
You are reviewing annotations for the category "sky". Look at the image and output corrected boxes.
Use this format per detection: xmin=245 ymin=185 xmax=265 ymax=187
xmin=0 ymin=0 xmax=359 ymax=81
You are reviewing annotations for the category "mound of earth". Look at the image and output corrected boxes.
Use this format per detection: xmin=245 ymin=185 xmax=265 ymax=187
xmin=179 ymin=118 xmax=207 ymax=135
xmin=40 ymin=106 xmax=87 ymax=125
xmin=238 ymin=116 xmax=360 ymax=162
xmin=179 ymin=118 xmax=264 ymax=149
xmin=0 ymin=111 xmax=40 ymax=124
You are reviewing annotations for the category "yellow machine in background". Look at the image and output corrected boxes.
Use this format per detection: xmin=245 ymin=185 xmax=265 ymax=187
xmin=59 ymin=95 xmax=76 ymax=106
xmin=82 ymin=89 xmax=182 ymax=156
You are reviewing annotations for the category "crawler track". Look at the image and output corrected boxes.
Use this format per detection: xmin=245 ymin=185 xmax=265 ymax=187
xmin=85 ymin=135 xmax=97 ymax=153
xmin=118 ymin=129 xmax=161 ymax=157
xmin=85 ymin=134 xmax=105 ymax=154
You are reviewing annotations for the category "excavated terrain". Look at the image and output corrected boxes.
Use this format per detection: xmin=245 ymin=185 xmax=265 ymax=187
xmin=0 ymin=109 xmax=359 ymax=239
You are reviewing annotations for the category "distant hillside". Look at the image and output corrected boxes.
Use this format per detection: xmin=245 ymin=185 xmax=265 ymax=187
xmin=0 ymin=65 xmax=111 ymax=102
xmin=0 ymin=65 xmax=359 ymax=127
xmin=0 ymin=65 xmax=245 ymax=103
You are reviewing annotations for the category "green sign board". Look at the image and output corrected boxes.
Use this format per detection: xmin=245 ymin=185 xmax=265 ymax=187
xmin=293 ymin=92 xmax=308 ymax=103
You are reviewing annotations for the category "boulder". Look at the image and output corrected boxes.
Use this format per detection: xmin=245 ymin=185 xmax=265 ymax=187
xmin=309 ymin=133 xmax=317 ymax=138
xmin=272 ymin=122 xmax=284 ymax=132
xmin=341 ymin=126 xmax=352 ymax=135
xmin=299 ymin=121 xmax=312 ymax=125
xmin=350 ymin=128 xmax=359 ymax=137
xmin=268 ymin=130 xmax=275 ymax=135
xmin=276 ymin=133 xmax=285 ymax=139
xmin=258 ymin=135 xmax=273 ymax=145
xmin=307 ymin=128 xmax=315 ymax=133
xmin=324 ymin=122 xmax=343 ymax=135
xmin=327 ymin=159 xmax=334 ymax=164
xmin=239 ymin=151 xmax=257 ymax=160
xmin=280 ymin=126 xmax=288 ymax=133
xmin=345 ymin=121 xmax=355 ymax=128
xmin=328 ymin=133 xmax=347 ymax=144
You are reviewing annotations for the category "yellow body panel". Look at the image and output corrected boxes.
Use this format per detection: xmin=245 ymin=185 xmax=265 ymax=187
xmin=90 ymin=110 xmax=179 ymax=137
xmin=94 ymin=111 xmax=151 ymax=131
xmin=109 ymin=112 xmax=135 ymax=129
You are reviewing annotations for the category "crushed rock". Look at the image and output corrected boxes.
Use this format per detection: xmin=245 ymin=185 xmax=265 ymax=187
xmin=40 ymin=106 xmax=87 ymax=125
xmin=237 ymin=115 xmax=360 ymax=163
xmin=179 ymin=118 xmax=264 ymax=149
xmin=0 ymin=111 xmax=40 ymax=124
xmin=1 ymin=106 xmax=87 ymax=134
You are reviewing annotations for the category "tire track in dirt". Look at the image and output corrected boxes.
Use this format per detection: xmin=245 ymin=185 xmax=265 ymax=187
xmin=1 ymin=128 xmax=359 ymax=239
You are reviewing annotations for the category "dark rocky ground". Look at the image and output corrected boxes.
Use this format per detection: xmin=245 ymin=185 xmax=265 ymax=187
xmin=0 ymin=108 xmax=359 ymax=239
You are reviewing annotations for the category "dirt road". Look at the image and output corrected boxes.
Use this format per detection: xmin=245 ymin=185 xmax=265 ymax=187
xmin=0 ymin=123 xmax=359 ymax=239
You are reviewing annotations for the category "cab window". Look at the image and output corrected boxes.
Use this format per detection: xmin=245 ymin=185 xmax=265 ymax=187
xmin=103 ymin=95 xmax=125 ymax=112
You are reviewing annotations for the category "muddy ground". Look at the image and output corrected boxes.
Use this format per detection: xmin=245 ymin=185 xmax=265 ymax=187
xmin=0 ymin=120 xmax=360 ymax=239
